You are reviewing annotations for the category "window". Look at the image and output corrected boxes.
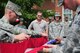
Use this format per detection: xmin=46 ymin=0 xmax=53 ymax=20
xmin=62 ymin=6 xmax=73 ymax=22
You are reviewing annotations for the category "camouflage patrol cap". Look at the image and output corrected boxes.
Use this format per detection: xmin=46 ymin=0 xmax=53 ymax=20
xmin=58 ymin=0 xmax=64 ymax=7
xmin=5 ymin=1 xmax=22 ymax=16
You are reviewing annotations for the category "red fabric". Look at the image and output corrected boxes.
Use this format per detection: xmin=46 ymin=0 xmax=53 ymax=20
xmin=26 ymin=45 xmax=50 ymax=53
xmin=30 ymin=37 xmax=48 ymax=48
xmin=27 ymin=46 xmax=44 ymax=53
xmin=0 ymin=36 xmax=48 ymax=53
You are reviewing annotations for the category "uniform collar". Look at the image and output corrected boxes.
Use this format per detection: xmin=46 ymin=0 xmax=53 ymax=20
xmin=1 ymin=16 xmax=9 ymax=23
xmin=54 ymin=21 xmax=60 ymax=25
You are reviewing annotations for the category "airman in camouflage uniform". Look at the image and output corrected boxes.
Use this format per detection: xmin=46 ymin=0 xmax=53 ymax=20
xmin=49 ymin=12 xmax=64 ymax=40
xmin=44 ymin=0 xmax=80 ymax=53
xmin=58 ymin=0 xmax=80 ymax=53
xmin=0 ymin=1 xmax=47 ymax=43
xmin=48 ymin=12 xmax=64 ymax=53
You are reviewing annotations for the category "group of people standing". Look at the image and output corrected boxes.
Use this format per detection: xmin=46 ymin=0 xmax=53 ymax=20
xmin=28 ymin=11 xmax=70 ymax=40
xmin=1 ymin=0 xmax=80 ymax=53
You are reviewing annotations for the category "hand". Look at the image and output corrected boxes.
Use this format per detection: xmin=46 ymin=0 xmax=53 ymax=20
xmin=42 ymin=45 xmax=57 ymax=52
xmin=14 ymin=33 xmax=31 ymax=41
xmin=44 ymin=44 xmax=57 ymax=48
xmin=56 ymin=37 xmax=62 ymax=41
xmin=55 ymin=36 xmax=62 ymax=43
xmin=40 ymin=32 xmax=48 ymax=37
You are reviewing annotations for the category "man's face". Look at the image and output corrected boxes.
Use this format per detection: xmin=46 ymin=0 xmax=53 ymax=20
xmin=65 ymin=17 xmax=68 ymax=22
xmin=55 ymin=16 xmax=60 ymax=21
xmin=64 ymin=0 xmax=77 ymax=11
xmin=20 ymin=21 xmax=23 ymax=25
xmin=9 ymin=11 xmax=19 ymax=22
xmin=36 ymin=12 xmax=42 ymax=20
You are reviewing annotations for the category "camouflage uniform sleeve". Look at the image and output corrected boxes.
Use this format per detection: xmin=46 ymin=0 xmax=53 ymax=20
xmin=0 ymin=30 xmax=14 ymax=43
xmin=0 ymin=21 xmax=41 ymax=36
xmin=63 ymin=31 xmax=78 ymax=53
xmin=49 ymin=23 xmax=55 ymax=39
xmin=63 ymin=14 xmax=80 ymax=53
xmin=60 ymin=24 xmax=64 ymax=38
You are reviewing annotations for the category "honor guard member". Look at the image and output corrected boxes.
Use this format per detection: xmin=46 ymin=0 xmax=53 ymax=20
xmin=41 ymin=0 xmax=80 ymax=53
xmin=0 ymin=1 xmax=47 ymax=43
xmin=58 ymin=0 xmax=80 ymax=53
xmin=49 ymin=12 xmax=63 ymax=40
